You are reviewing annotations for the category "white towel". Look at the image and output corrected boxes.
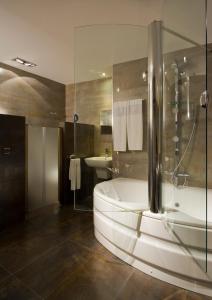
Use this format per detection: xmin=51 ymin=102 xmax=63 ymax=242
xmin=113 ymin=101 xmax=127 ymax=151
xmin=69 ymin=158 xmax=81 ymax=191
xmin=127 ymin=99 xmax=143 ymax=151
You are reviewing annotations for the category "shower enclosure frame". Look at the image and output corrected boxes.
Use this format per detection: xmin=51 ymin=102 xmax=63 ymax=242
xmin=148 ymin=20 xmax=163 ymax=213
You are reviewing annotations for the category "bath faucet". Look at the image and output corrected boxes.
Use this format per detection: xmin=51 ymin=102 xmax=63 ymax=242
xmin=107 ymin=167 xmax=119 ymax=175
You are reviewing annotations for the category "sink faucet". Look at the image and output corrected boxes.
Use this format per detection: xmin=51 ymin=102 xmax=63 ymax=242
xmin=105 ymin=148 xmax=110 ymax=158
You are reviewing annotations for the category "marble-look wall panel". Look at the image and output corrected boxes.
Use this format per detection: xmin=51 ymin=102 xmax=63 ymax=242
xmin=163 ymin=45 xmax=210 ymax=188
xmin=113 ymin=47 xmax=211 ymax=188
xmin=65 ymin=47 xmax=211 ymax=188
xmin=113 ymin=58 xmax=148 ymax=180
xmin=0 ymin=63 xmax=65 ymax=127
xmin=66 ymin=78 xmax=112 ymax=156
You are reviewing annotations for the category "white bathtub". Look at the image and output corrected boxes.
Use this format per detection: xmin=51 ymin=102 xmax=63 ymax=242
xmin=94 ymin=178 xmax=212 ymax=297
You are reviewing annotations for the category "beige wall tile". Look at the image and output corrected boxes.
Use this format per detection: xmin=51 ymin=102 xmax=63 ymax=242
xmin=0 ymin=63 xmax=65 ymax=127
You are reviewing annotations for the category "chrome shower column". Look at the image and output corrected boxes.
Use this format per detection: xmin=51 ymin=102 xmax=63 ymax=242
xmin=148 ymin=21 xmax=163 ymax=213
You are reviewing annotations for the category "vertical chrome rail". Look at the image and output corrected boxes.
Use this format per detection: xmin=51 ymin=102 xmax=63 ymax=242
xmin=148 ymin=21 xmax=163 ymax=213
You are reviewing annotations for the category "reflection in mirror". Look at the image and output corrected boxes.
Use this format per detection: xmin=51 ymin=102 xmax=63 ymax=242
xmin=100 ymin=110 xmax=112 ymax=126
xmin=100 ymin=110 xmax=112 ymax=135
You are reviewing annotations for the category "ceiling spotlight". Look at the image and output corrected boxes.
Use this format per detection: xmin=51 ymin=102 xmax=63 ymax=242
xmin=24 ymin=62 xmax=33 ymax=67
xmin=101 ymin=72 xmax=106 ymax=77
xmin=15 ymin=58 xmax=24 ymax=64
xmin=13 ymin=57 xmax=37 ymax=67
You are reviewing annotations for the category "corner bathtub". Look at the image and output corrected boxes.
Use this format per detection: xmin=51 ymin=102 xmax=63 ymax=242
xmin=94 ymin=178 xmax=212 ymax=297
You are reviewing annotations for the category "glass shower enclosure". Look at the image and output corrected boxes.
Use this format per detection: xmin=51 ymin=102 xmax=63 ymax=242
xmin=73 ymin=24 xmax=148 ymax=214
xmin=161 ymin=0 xmax=208 ymax=272
xmin=72 ymin=0 xmax=209 ymax=273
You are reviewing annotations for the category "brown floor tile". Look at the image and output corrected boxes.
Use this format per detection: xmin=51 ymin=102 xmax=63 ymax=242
xmin=162 ymin=290 xmax=212 ymax=300
xmin=0 ymin=210 xmax=92 ymax=273
xmin=0 ymin=267 xmax=10 ymax=284
xmin=0 ymin=232 xmax=66 ymax=273
xmin=15 ymin=240 xmax=93 ymax=298
xmin=0 ymin=204 xmax=211 ymax=300
xmin=0 ymin=277 xmax=40 ymax=300
xmin=47 ymin=249 xmax=134 ymax=300
xmin=184 ymin=291 xmax=212 ymax=300
xmin=116 ymin=269 xmax=182 ymax=300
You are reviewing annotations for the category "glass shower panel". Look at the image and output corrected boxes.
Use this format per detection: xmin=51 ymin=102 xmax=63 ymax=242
xmin=162 ymin=0 xmax=208 ymax=271
xmin=73 ymin=24 xmax=148 ymax=212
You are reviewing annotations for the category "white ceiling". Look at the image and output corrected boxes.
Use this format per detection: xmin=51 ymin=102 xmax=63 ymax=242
xmin=0 ymin=0 xmax=211 ymax=84
xmin=0 ymin=0 xmax=163 ymax=84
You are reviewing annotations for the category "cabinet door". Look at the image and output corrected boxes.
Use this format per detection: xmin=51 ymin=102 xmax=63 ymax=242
xmin=27 ymin=125 xmax=60 ymax=211
xmin=0 ymin=114 xmax=25 ymax=229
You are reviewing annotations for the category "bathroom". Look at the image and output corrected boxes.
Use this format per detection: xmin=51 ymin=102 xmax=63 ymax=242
xmin=0 ymin=0 xmax=212 ymax=299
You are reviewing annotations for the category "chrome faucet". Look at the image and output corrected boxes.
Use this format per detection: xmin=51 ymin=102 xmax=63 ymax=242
xmin=107 ymin=167 xmax=119 ymax=175
xmin=104 ymin=148 xmax=110 ymax=158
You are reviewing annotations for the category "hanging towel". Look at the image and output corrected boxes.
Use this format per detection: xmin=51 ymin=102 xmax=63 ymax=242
xmin=113 ymin=101 xmax=127 ymax=151
xmin=69 ymin=158 xmax=81 ymax=191
xmin=127 ymin=99 xmax=143 ymax=151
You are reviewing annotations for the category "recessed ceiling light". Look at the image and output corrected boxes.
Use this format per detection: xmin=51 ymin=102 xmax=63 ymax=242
xmin=13 ymin=57 xmax=37 ymax=67
xmin=101 ymin=72 xmax=106 ymax=77
xmin=15 ymin=58 xmax=24 ymax=64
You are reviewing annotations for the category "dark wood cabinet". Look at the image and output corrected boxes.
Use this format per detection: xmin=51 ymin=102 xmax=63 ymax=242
xmin=0 ymin=114 xmax=25 ymax=230
xmin=60 ymin=122 xmax=94 ymax=205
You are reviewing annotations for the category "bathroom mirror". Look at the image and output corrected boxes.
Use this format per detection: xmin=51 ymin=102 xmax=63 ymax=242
xmin=100 ymin=110 xmax=112 ymax=126
xmin=100 ymin=109 xmax=112 ymax=134
xmin=100 ymin=110 xmax=112 ymax=134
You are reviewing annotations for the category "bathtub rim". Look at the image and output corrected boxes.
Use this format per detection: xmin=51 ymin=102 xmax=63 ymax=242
xmin=94 ymin=178 xmax=211 ymax=229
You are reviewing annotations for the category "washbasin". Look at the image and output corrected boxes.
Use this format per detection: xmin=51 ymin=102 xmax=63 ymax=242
xmin=85 ymin=156 xmax=112 ymax=168
xmin=85 ymin=157 xmax=112 ymax=179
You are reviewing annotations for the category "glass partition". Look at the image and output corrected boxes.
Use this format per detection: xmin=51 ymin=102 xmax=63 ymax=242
xmin=73 ymin=24 xmax=148 ymax=213
xmin=161 ymin=0 xmax=208 ymax=271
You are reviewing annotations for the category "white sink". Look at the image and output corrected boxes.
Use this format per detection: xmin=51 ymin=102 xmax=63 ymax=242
xmin=85 ymin=156 xmax=112 ymax=168
xmin=85 ymin=157 xmax=112 ymax=179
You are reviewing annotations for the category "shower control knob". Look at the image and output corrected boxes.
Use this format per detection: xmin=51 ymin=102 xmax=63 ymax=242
xmin=200 ymin=90 xmax=209 ymax=108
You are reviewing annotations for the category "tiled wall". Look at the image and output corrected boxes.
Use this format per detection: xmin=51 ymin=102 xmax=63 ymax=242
xmin=163 ymin=46 xmax=211 ymax=188
xmin=112 ymin=48 xmax=212 ymax=189
xmin=113 ymin=58 xmax=148 ymax=180
xmin=0 ymin=63 xmax=65 ymax=127
xmin=66 ymin=78 xmax=112 ymax=156
xmin=65 ymin=47 xmax=211 ymax=188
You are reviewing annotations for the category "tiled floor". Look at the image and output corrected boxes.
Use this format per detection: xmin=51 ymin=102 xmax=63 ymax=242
xmin=0 ymin=204 xmax=211 ymax=300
